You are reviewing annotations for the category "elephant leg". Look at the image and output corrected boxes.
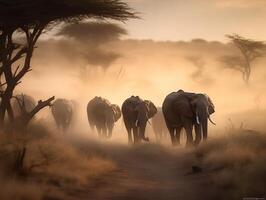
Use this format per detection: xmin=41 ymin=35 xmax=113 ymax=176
xmin=202 ymin=122 xmax=208 ymax=141
xmin=96 ymin=125 xmax=102 ymax=139
xmin=128 ymin=130 xmax=133 ymax=144
xmin=62 ymin=123 xmax=67 ymax=133
xmin=55 ymin=120 xmax=60 ymax=129
xmin=184 ymin=122 xmax=193 ymax=147
xmin=102 ymin=126 xmax=107 ymax=138
xmin=107 ymin=123 xmax=114 ymax=139
xmin=58 ymin=120 xmax=63 ymax=131
xmin=125 ymin=123 xmax=133 ymax=144
xmin=139 ymin=125 xmax=149 ymax=142
xmin=63 ymin=121 xmax=70 ymax=133
xmin=175 ymin=127 xmax=182 ymax=145
xmin=194 ymin=124 xmax=202 ymax=146
xmin=133 ymin=127 xmax=139 ymax=144
xmin=168 ymin=127 xmax=177 ymax=146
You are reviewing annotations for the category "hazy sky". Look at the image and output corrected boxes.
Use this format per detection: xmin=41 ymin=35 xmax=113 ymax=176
xmin=124 ymin=0 xmax=266 ymax=41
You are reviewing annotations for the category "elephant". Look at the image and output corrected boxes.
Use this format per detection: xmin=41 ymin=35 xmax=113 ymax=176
xmin=12 ymin=94 xmax=36 ymax=118
xmin=51 ymin=98 xmax=73 ymax=132
xmin=162 ymin=90 xmax=215 ymax=147
xmin=151 ymin=107 xmax=168 ymax=142
xmin=87 ymin=96 xmax=121 ymax=139
xmin=122 ymin=96 xmax=157 ymax=144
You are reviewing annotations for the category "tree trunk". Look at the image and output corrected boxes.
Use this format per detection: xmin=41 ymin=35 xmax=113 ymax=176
xmin=0 ymin=25 xmax=45 ymax=130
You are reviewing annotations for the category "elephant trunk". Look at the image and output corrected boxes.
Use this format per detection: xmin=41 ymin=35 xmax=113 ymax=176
xmin=202 ymin=117 xmax=208 ymax=141
xmin=197 ymin=108 xmax=208 ymax=141
xmin=136 ymin=114 xmax=149 ymax=142
xmin=139 ymin=122 xmax=149 ymax=141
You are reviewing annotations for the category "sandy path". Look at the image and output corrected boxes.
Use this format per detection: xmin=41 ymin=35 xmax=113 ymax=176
xmin=70 ymin=140 xmax=219 ymax=200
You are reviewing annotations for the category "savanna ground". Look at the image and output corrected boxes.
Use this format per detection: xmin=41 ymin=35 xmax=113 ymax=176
xmin=0 ymin=115 xmax=266 ymax=200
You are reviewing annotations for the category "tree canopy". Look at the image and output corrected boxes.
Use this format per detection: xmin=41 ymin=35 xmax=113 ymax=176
xmin=220 ymin=34 xmax=265 ymax=84
xmin=57 ymin=22 xmax=127 ymax=42
xmin=0 ymin=0 xmax=136 ymax=128
xmin=0 ymin=0 xmax=137 ymax=28
xmin=226 ymin=34 xmax=265 ymax=62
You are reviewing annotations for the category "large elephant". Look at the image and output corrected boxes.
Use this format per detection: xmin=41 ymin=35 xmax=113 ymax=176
xmin=162 ymin=90 xmax=215 ymax=146
xmin=87 ymin=97 xmax=121 ymax=139
xmin=51 ymin=98 xmax=73 ymax=132
xmin=122 ymin=96 xmax=157 ymax=144
xmin=12 ymin=94 xmax=36 ymax=118
xmin=151 ymin=107 xmax=168 ymax=142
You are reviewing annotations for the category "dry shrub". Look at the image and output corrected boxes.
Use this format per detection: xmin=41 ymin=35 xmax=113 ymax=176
xmin=0 ymin=180 xmax=43 ymax=200
xmin=29 ymin=138 xmax=116 ymax=185
xmin=195 ymin=130 xmax=266 ymax=198
xmin=0 ymin=121 xmax=116 ymax=200
xmin=26 ymin=119 xmax=52 ymax=140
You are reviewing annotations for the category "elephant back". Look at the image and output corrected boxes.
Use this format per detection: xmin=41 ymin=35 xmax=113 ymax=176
xmin=88 ymin=97 xmax=111 ymax=108
xmin=87 ymin=96 xmax=114 ymax=120
xmin=52 ymin=98 xmax=73 ymax=119
xmin=163 ymin=91 xmax=195 ymax=121
xmin=122 ymin=96 xmax=143 ymax=114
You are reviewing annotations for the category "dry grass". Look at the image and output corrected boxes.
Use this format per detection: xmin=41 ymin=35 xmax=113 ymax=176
xmin=1 ymin=120 xmax=266 ymax=200
xmin=195 ymin=130 xmax=266 ymax=199
xmin=0 ymin=121 xmax=116 ymax=200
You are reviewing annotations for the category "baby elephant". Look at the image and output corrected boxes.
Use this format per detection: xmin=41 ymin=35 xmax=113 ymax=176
xmin=87 ymin=97 xmax=121 ymax=139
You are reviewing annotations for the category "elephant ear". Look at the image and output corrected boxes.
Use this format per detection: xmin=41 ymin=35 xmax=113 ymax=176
xmin=206 ymin=96 xmax=215 ymax=115
xmin=144 ymin=100 xmax=157 ymax=118
xmin=112 ymin=104 xmax=121 ymax=122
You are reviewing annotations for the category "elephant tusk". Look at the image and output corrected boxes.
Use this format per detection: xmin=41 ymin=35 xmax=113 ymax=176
xmin=147 ymin=120 xmax=151 ymax=125
xmin=135 ymin=119 xmax=139 ymax=127
xmin=196 ymin=116 xmax=200 ymax=125
xmin=208 ymin=116 xmax=216 ymax=125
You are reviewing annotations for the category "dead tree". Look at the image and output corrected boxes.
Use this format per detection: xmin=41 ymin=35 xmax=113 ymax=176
xmin=0 ymin=0 xmax=137 ymax=128
xmin=221 ymin=34 xmax=265 ymax=84
xmin=13 ymin=95 xmax=55 ymax=132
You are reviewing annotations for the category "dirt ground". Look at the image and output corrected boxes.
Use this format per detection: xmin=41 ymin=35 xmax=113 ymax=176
xmin=1 ymin=128 xmax=266 ymax=200
xmin=37 ymin=134 xmax=236 ymax=200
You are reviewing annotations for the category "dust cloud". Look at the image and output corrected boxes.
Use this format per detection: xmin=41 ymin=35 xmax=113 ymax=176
xmin=4 ymin=25 xmax=265 ymax=200
xmin=15 ymin=36 xmax=266 ymax=138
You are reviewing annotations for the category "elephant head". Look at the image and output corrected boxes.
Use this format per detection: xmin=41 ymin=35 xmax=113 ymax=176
xmin=191 ymin=94 xmax=215 ymax=140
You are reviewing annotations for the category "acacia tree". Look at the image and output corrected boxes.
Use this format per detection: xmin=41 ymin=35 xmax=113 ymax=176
xmin=0 ymin=0 xmax=136 ymax=128
xmin=57 ymin=22 xmax=127 ymax=70
xmin=220 ymin=34 xmax=265 ymax=84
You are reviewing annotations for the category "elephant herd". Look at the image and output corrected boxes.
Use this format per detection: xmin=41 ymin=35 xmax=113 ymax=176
xmin=86 ymin=90 xmax=215 ymax=146
xmin=12 ymin=89 xmax=215 ymax=147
